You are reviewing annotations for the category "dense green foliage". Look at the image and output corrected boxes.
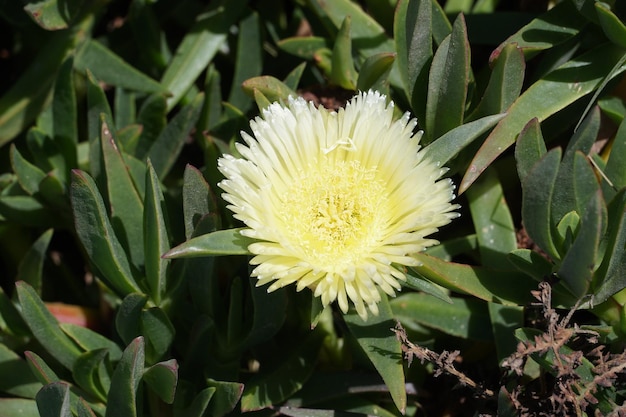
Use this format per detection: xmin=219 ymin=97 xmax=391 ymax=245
xmin=2 ymin=0 xmax=626 ymax=415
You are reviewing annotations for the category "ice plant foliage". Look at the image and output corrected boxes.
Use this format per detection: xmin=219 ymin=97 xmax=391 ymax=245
xmin=218 ymin=91 xmax=459 ymax=320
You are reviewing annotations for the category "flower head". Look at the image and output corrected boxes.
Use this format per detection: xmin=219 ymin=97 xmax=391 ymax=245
xmin=218 ymin=91 xmax=459 ymax=320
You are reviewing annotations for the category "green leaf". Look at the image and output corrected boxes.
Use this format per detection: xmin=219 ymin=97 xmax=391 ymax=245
xmin=147 ymin=93 xmax=204 ymax=179
xmin=515 ymin=118 xmax=546 ymax=183
xmin=0 ymin=195 xmax=56 ymax=227
xmin=0 ymin=399 xmax=39 ymax=417
xmin=24 ymin=0 xmax=83 ymax=30
xmin=460 ymin=44 xmax=626 ymax=193
xmin=72 ymin=349 xmax=109 ymax=402
xmin=143 ymin=359 xmax=178 ymax=404
xmin=141 ymin=307 xmax=175 ymax=364
xmin=424 ymin=14 xmax=470 ymax=143
xmin=403 ymin=271 xmax=452 ymax=304
xmin=10 ymin=145 xmax=47 ymax=196
xmin=331 ymin=16 xmax=357 ymax=90
xmin=573 ymin=152 xmax=601 ymax=219
xmin=283 ymin=63 xmax=307 ymax=91
xmin=36 ymin=382 xmax=71 ymax=417
xmin=593 ymin=189 xmax=626 ymax=304
xmin=558 ymin=191 xmax=606 ymax=298
xmin=60 ymin=323 xmax=123 ymax=362
xmin=241 ymin=279 xmax=288 ymax=350
xmin=25 ymin=351 xmax=60 ymax=385
xmin=413 ymin=253 xmax=536 ymax=305
xmin=356 ymin=52 xmax=395 ymax=93
xmin=488 ymin=303 xmax=524 ymax=363
xmin=0 ymin=29 xmax=78 ymax=144
xmin=164 ymin=228 xmax=254 ymax=258
xmin=101 ymin=119 xmax=146 ymax=269
xmin=253 ymin=89 xmax=272 ymax=112
xmin=228 ymin=11 xmax=263 ymax=111
xmin=603 ymin=116 xmax=626 ymax=200
xmin=182 ymin=165 xmax=219 ymax=240
xmin=466 ymin=168 xmax=517 ymax=269
xmin=521 ymin=148 xmax=562 ymax=261
xmin=173 ymin=386 xmax=215 ymax=417
xmin=16 ymin=281 xmax=81 ymax=370
xmin=468 ymin=43 xmax=525 ymax=121
xmin=422 ymin=113 xmax=505 ymax=166
xmin=278 ymin=37 xmax=331 ymax=60
xmin=240 ymin=329 xmax=324 ymax=411
xmin=71 ymin=170 xmax=142 ymax=296
xmin=506 ymin=249 xmax=553 ymax=282
xmin=116 ymin=293 xmax=148 ymax=346
xmin=114 ymin=88 xmax=136 ymax=131
xmin=52 ymin=56 xmax=78 ymax=169
xmin=242 ymin=76 xmax=297 ymax=103
xmin=160 ymin=2 xmax=245 ymax=111
xmin=490 ymin=0 xmax=586 ymax=61
xmin=205 ymin=379 xmax=244 ymax=417
xmin=86 ymin=72 xmax=114 ymax=186
xmin=75 ymin=40 xmax=166 ymax=94
xmin=144 ymin=161 xmax=170 ymax=305
xmin=595 ymin=2 xmax=626 ymax=49
xmin=391 ymin=293 xmax=493 ymax=341
xmin=0 ymin=343 xmax=41 ymax=398
xmin=16 ymin=229 xmax=53 ymax=294
xmin=105 ymin=337 xmax=145 ymax=417
xmin=394 ymin=0 xmax=432 ymax=121
xmin=135 ymin=94 xmax=167 ymax=160
xmin=344 ymin=294 xmax=406 ymax=413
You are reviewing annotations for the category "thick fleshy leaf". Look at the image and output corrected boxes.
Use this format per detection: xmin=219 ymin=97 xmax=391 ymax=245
xmin=25 ymin=351 xmax=60 ymax=385
xmin=603 ymin=117 xmax=626 ymax=201
xmin=466 ymin=169 xmax=517 ymax=269
xmin=490 ymin=0 xmax=586 ymax=62
xmin=60 ymin=323 xmax=123 ymax=361
xmin=391 ymin=293 xmax=492 ymax=341
xmin=0 ymin=29 xmax=78 ymax=144
xmin=71 ymin=170 xmax=141 ymax=296
xmin=0 ymin=399 xmax=39 ymax=417
xmin=114 ymin=88 xmax=136 ymax=131
xmin=515 ymin=118 xmax=546 ymax=183
xmin=205 ymin=379 xmax=244 ymax=417
xmin=331 ymin=16 xmax=357 ymax=90
xmin=423 ymin=113 xmax=505 ymax=168
xmin=0 ymin=343 xmax=41 ymax=398
xmin=75 ymin=40 xmax=166 ymax=93
xmin=15 ymin=229 xmax=53 ymax=294
xmin=488 ymin=303 xmax=524 ymax=363
xmin=16 ymin=282 xmax=81 ymax=370
xmin=593 ymin=189 xmax=626 ymax=305
xmin=306 ymin=0 xmax=401 ymax=89
xmin=573 ymin=152 xmax=601 ymax=219
xmin=105 ymin=337 xmax=145 ymax=417
xmin=413 ymin=253 xmax=536 ymax=305
xmin=105 ymin=337 xmax=144 ymax=417
xmin=144 ymin=161 xmax=170 ymax=305
xmin=160 ymin=1 xmax=245 ymax=111
xmin=86 ymin=71 xmax=115 ymax=181
xmin=72 ymin=349 xmax=110 ymax=402
xmin=173 ymin=387 xmax=215 ymax=417
xmin=283 ymin=63 xmax=307 ymax=91
xmin=228 ymin=11 xmax=263 ymax=111
xmin=135 ymin=94 xmax=167 ymax=160
xmin=356 ymin=52 xmax=395 ymax=93
xmin=558 ymin=191 xmax=606 ymax=298
xmin=278 ymin=37 xmax=331 ymax=60
xmin=182 ymin=165 xmax=219 ymax=240
xmin=468 ymin=43 xmax=525 ymax=121
xmin=595 ymin=2 xmax=626 ymax=49
xmin=424 ymin=14 xmax=470 ymax=143
xmin=521 ymin=148 xmax=562 ymax=261
xmin=101 ymin=119 xmax=145 ymax=269
xmin=403 ymin=271 xmax=452 ymax=304
xmin=10 ymin=145 xmax=46 ymax=196
xmin=143 ymin=359 xmax=178 ymax=404
xmin=36 ymin=382 xmax=71 ymax=417
xmin=242 ymin=76 xmax=297 ymax=103
xmin=240 ymin=329 xmax=324 ymax=411
xmin=147 ymin=93 xmax=204 ymax=180
xmin=344 ymin=294 xmax=406 ymax=413
xmin=116 ymin=293 xmax=148 ymax=346
xmin=460 ymin=44 xmax=626 ymax=193
xmin=394 ymin=0 xmax=432 ymax=121
xmin=52 ymin=56 xmax=78 ymax=170
xmin=506 ymin=249 xmax=553 ymax=282
xmin=141 ymin=307 xmax=175 ymax=364
xmin=164 ymin=228 xmax=254 ymax=258
xmin=24 ymin=0 xmax=83 ymax=30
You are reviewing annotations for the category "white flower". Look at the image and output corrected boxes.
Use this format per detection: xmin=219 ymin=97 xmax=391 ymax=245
xmin=218 ymin=91 xmax=459 ymax=320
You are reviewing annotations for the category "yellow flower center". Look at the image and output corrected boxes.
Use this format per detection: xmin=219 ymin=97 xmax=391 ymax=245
xmin=280 ymin=159 xmax=387 ymax=268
